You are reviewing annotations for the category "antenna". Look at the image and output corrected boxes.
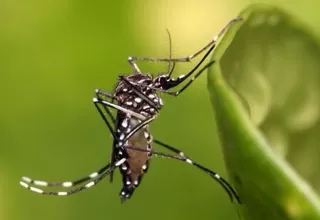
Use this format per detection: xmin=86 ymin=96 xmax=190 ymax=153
xmin=166 ymin=29 xmax=175 ymax=77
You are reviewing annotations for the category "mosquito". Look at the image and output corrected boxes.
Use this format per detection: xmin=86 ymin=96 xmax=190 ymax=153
xmin=20 ymin=17 xmax=242 ymax=204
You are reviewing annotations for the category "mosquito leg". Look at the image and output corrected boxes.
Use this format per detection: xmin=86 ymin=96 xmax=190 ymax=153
xmin=94 ymin=89 xmax=125 ymax=181
xmin=123 ymin=145 xmax=240 ymax=204
xmin=167 ymin=60 xmax=215 ymax=96
xmin=128 ymin=17 xmax=242 ymax=63
xmin=128 ymin=56 xmax=142 ymax=73
xmin=153 ymin=140 xmax=240 ymax=203
xmin=94 ymin=101 xmax=117 ymax=141
xmin=19 ymin=159 xmax=126 ymax=196
xmin=93 ymin=98 xmax=146 ymax=120
xmin=95 ymin=89 xmax=116 ymax=124
xmin=20 ymin=163 xmax=111 ymax=189
xmin=95 ymin=89 xmax=115 ymax=99
xmin=153 ymin=139 xmax=182 ymax=154
xmin=93 ymin=97 xmax=124 ymax=182
xmin=19 ymin=97 xmax=118 ymax=190
xmin=93 ymin=91 xmax=121 ymax=182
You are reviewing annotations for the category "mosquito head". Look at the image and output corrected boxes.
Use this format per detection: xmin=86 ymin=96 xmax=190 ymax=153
xmin=153 ymin=74 xmax=171 ymax=90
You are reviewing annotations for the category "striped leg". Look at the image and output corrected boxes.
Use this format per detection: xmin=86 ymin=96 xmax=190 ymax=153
xmin=123 ymin=145 xmax=241 ymax=204
xmin=153 ymin=140 xmax=241 ymax=203
xmin=20 ymin=163 xmax=111 ymax=188
xmin=128 ymin=17 xmax=241 ymax=63
xmin=93 ymin=98 xmax=145 ymax=121
xmin=19 ymin=159 xmax=126 ymax=196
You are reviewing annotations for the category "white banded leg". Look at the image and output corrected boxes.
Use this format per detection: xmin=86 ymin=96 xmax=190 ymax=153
xmin=123 ymin=145 xmax=240 ymax=204
xmin=19 ymin=159 xmax=126 ymax=196
xmin=127 ymin=17 xmax=241 ymax=64
xmin=93 ymin=98 xmax=146 ymax=121
xmin=153 ymin=140 xmax=241 ymax=204
xmin=20 ymin=163 xmax=111 ymax=189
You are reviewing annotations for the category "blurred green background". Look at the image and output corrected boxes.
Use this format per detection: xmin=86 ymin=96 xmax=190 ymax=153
xmin=1 ymin=1 xmax=320 ymax=220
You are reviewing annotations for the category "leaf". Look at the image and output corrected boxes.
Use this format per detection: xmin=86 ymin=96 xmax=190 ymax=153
xmin=207 ymin=4 xmax=320 ymax=220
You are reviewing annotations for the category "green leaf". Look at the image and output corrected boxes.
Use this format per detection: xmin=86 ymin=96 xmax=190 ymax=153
xmin=208 ymin=4 xmax=320 ymax=220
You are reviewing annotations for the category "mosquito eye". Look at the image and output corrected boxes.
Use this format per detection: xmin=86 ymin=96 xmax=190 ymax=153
xmin=159 ymin=77 xmax=169 ymax=89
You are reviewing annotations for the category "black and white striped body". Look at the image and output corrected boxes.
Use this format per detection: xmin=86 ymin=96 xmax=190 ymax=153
xmin=114 ymin=116 xmax=151 ymax=201
xmin=112 ymin=74 xmax=162 ymax=202
xmin=115 ymin=73 xmax=163 ymax=114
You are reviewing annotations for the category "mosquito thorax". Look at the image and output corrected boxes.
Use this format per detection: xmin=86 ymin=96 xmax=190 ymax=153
xmin=114 ymin=74 xmax=164 ymax=114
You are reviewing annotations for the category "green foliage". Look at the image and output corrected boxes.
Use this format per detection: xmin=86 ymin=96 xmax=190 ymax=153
xmin=208 ymin=4 xmax=320 ymax=220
